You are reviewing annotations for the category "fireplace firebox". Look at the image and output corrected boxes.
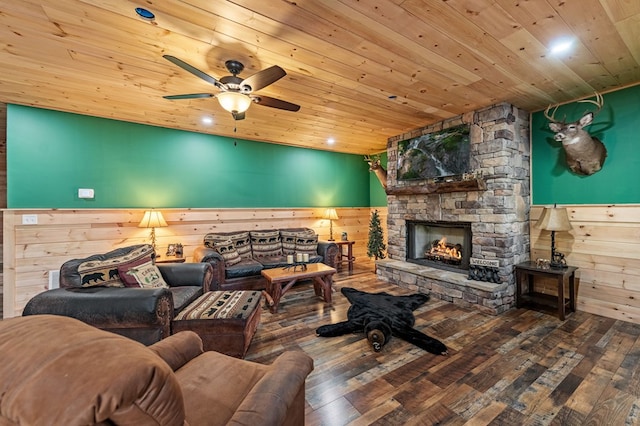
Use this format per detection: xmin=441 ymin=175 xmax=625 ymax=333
xmin=406 ymin=221 xmax=472 ymax=272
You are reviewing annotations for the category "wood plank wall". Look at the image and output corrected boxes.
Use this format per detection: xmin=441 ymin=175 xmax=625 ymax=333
xmin=530 ymin=205 xmax=640 ymax=323
xmin=0 ymin=103 xmax=6 ymax=318
xmin=2 ymin=207 xmax=388 ymax=318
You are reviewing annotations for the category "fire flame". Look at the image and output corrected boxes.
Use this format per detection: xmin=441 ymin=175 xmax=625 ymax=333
xmin=428 ymin=237 xmax=462 ymax=260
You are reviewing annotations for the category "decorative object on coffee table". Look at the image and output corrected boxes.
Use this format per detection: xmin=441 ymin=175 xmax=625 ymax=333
xmin=323 ymin=208 xmax=339 ymax=241
xmin=535 ymin=204 xmax=572 ymax=268
xmin=138 ymin=210 xmax=168 ymax=258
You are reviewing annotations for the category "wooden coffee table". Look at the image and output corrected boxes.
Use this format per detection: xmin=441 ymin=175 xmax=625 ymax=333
xmin=261 ymin=263 xmax=337 ymax=313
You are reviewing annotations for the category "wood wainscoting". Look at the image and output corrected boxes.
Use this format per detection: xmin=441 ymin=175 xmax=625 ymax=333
xmin=2 ymin=207 xmax=387 ymax=318
xmin=531 ymin=205 xmax=640 ymax=323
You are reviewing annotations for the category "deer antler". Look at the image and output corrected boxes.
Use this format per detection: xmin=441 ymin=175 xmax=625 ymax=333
xmin=577 ymin=92 xmax=604 ymax=117
xmin=543 ymin=103 xmax=562 ymax=123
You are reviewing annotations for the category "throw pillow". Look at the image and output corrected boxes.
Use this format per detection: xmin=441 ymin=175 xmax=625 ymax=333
xmin=124 ymin=261 xmax=169 ymax=289
xmin=78 ymin=245 xmax=154 ymax=288
xmin=296 ymin=233 xmax=319 ymax=255
xmin=117 ymin=256 xmax=153 ymax=288
xmin=204 ymin=231 xmax=252 ymax=260
xmin=213 ymin=239 xmax=242 ymax=266
xmin=281 ymin=229 xmax=315 ymax=255
xmin=250 ymin=230 xmax=282 ymax=258
xmin=229 ymin=231 xmax=252 ymax=260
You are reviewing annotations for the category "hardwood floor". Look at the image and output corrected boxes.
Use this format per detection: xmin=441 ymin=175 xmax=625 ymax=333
xmin=245 ymin=261 xmax=640 ymax=425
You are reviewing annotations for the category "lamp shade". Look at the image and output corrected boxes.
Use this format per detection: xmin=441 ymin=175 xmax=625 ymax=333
xmin=138 ymin=210 xmax=168 ymax=229
xmin=217 ymin=91 xmax=252 ymax=113
xmin=535 ymin=206 xmax=571 ymax=232
xmin=323 ymin=208 xmax=339 ymax=220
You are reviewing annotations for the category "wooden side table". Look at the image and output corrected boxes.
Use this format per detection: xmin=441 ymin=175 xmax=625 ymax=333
xmin=515 ymin=261 xmax=578 ymax=320
xmin=334 ymin=240 xmax=355 ymax=273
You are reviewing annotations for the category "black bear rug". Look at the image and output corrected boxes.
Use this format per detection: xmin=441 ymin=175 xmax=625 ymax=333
xmin=316 ymin=287 xmax=448 ymax=355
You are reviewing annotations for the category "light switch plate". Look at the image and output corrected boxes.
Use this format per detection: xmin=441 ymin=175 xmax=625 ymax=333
xmin=78 ymin=188 xmax=95 ymax=199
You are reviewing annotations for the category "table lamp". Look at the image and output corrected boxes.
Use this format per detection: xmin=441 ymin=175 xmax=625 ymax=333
xmin=138 ymin=210 xmax=168 ymax=257
xmin=323 ymin=208 xmax=339 ymax=241
xmin=535 ymin=204 xmax=571 ymax=268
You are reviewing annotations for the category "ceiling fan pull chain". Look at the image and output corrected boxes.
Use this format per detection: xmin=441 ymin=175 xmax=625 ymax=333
xmin=234 ymin=123 xmax=237 ymax=146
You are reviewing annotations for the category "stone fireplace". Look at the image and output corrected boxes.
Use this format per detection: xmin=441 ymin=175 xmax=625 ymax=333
xmin=376 ymin=103 xmax=531 ymax=315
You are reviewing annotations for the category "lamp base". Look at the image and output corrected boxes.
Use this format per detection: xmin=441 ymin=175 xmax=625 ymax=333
xmin=550 ymin=251 xmax=567 ymax=269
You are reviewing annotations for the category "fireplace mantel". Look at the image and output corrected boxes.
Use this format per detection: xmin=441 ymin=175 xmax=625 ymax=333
xmin=386 ymin=178 xmax=486 ymax=195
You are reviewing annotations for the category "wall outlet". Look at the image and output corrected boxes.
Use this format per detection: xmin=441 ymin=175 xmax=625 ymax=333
xmin=22 ymin=214 xmax=38 ymax=225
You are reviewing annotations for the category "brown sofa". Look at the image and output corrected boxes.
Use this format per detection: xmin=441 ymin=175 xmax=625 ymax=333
xmin=0 ymin=315 xmax=314 ymax=425
xmin=193 ymin=228 xmax=339 ymax=291
xmin=22 ymin=245 xmax=213 ymax=345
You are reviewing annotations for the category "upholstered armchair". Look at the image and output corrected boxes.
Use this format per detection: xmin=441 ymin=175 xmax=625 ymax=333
xmin=0 ymin=315 xmax=313 ymax=425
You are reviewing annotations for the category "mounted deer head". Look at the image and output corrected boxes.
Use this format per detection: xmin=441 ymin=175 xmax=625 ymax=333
xmin=364 ymin=154 xmax=387 ymax=190
xmin=544 ymin=92 xmax=607 ymax=176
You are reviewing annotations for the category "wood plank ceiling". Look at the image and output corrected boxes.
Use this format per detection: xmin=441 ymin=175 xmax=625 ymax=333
xmin=0 ymin=0 xmax=638 ymax=154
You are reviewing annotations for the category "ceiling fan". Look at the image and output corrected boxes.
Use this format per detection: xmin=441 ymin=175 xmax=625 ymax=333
xmin=162 ymin=55 xmax=300 ymax=120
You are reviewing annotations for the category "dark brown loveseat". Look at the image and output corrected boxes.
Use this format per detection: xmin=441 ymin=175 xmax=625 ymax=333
xmin=23 ymin=244 xmax=213 ymax=345
xmin=193 ymin=228 xmax=339 ymax=291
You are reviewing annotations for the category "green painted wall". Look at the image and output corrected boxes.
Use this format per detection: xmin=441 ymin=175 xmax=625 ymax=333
xmin=7 ymin=105 xmax=373 ymax=208
xmin=531 ymin=84 xmax=640 ymax=205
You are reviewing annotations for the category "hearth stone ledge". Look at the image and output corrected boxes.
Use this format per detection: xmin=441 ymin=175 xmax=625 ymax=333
xmin=376 ymin=259 xmax=514 ymax=315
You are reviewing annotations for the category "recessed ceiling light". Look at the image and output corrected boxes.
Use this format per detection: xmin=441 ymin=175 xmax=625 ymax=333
xmin=327 ymin=138 xmax=335 ymax=145
xmin=135 ymin=7 xmax=155 ymax=21
xmin=549 ymin=38 xmax=574 ymax=55
xmin=201 ymin=116 xmax=213 ymax=125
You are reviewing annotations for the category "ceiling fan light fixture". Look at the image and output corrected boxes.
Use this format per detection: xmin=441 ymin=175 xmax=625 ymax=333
xmin=217 ymin=91 xmax=252 ymax=114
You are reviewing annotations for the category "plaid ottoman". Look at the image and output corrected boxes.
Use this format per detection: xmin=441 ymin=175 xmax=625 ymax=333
xmin=172 ymin=290 xmax=262 ymax=358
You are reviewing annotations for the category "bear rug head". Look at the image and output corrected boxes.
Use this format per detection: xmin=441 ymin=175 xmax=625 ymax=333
xmin=316 ymin=287 xmax=448 ymax=355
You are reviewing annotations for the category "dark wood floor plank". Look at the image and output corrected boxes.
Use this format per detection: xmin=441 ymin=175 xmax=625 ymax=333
xmin=243 ymin=261 xmax=640 ymax=425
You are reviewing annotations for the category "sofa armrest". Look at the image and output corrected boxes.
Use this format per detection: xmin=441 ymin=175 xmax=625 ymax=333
xmin=192 ymin=246 xmax=225 ymax=290
xmin=22 ymin=287 xmax=173 ymax=338
xmin=149 ymin=330 xmax=204 ymax=371
xmin=229 ymin=351 xmax=314 ymax=425
xmin=317 ymin=240 xmax=339 ymax=269
xmin=157 ymin=262 xmax=213 ymax=292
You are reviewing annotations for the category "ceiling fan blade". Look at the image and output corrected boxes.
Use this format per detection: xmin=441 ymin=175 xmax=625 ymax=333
xmin=163 ymin=55 xmax=222 ymax=88
xmin=163 ymin=93 xmax=214 ymax=100
xmin=241 ymin=65 xmax=286 ymax=92
xmin=253 ymin=95 xmax=300 ymax=112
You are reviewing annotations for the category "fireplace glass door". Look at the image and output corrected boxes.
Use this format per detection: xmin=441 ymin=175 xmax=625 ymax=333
xmin=407 ymin=221 xmax=472 ymax=272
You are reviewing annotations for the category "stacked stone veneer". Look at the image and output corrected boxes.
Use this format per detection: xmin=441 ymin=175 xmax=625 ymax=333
xmin=377 ymin=103 xmax=531 ymax=315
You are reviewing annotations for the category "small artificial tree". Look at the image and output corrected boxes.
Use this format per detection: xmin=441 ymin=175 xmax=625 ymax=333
xmin=367 ymin=209 xmax=386 ymax=262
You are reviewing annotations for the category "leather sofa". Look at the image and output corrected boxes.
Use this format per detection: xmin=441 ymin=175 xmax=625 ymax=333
xmin=193 ymin=227 xmax=339 ymax=291
xmin=22 ymin=245 xmax=213 ymax=345
xmin=0 ymin=315 xmax=313 ymax=425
